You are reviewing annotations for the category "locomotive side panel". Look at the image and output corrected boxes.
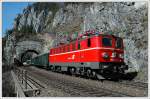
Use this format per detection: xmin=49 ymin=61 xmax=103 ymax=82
xmin=49 ymin=36 xmax=100 ymax=67
xmin=79 ymin=36 xmax=99 ymax=62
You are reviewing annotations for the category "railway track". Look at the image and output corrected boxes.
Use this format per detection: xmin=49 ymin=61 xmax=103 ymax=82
xmin=24 ymin=68 xmax=124 ymax=96
xmin=77 ymin=75 xmax=148 ymax=90
xmin=20 ymin=66 xmax=147 ymax=97
xmin=117 ymin=81 xmax=148 ymax=89
xmin=26 ymin=75 xmax=46 ymax=89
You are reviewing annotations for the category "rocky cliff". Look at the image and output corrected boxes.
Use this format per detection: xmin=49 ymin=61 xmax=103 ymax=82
xmin=5 ymin=2 xmax=148 ymax=82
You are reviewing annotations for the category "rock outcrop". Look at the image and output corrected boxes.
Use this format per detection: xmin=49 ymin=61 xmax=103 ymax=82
xmin=4 ymin=2 xmax=148 ymax=82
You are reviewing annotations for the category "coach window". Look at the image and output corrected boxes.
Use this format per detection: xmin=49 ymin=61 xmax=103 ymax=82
xmin=56 ymin=49 xmax=57 ymax=53
xmin=59 ymin=47 xmax=61 ymax=53
xmin=63 ymin=46 xmax=65 ymax=52
xmin=87 ymin=38 xmax=91 ymax=47
xmin=57 ymin=48 xmax=59 ymax=53
xmin=62 ymin=47 xmax=63 ymax=52
xmin=66 ymin=46 xmax=67 ymax=52
xmin=72 ymin=43 xmax=75 ymax=51
xmin=59 ymin=48 xmax=60 ymax=53
xmin=54 ymin=49 xmax=56 ymax=54
xmin=78 ymin=42 xmax=80 ymax=49
xmin=68 ymin=45 xmax=70 ymax=52
xmin=61 ymin=47 xmax=63 ymax=52
xmin=65 ymin=46 xmax=66 ymax=52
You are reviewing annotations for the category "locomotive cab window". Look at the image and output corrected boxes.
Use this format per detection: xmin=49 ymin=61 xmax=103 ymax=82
xmin=102 ymin=37 xmax=112 ymax=47
xmin=116 ymin=38 xmax=122 ymax=48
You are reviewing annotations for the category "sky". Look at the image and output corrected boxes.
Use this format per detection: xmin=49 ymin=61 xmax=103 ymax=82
xmin=2 ymin=2 xmax=32 ymax=37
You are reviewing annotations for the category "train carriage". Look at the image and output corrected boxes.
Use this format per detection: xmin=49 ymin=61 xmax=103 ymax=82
xmin=31 ymin=53 xmax=49 ymax=68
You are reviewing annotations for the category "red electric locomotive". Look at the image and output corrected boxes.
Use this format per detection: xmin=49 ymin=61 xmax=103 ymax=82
xmin=49 ymin=30 xmax=128 ymax=79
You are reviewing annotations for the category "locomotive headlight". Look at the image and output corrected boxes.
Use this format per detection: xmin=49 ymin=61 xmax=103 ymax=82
xmin=119 ymin=54 xmax=124 ymax=58
xmin=102 ymin=52 xmax=109 ymax=59
xmin=111 ymin=52 xmax=117 ymax=58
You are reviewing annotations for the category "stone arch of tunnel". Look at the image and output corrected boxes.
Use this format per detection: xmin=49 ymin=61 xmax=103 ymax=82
xmin=21 ymin=50 xmax=39 ymax=63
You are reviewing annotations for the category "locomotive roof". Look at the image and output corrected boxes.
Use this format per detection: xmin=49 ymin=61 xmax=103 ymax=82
xmin=51 ymin=34 xmax=121 ymax=49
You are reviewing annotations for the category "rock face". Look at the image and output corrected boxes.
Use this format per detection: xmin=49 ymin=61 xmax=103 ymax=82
xmin=14 ymin=3 xmax=60 ymax=33
xmin=15 ymin=41 xmax=42 ymax=60
xmin=4 ymin=2 xmax=148 ymax=82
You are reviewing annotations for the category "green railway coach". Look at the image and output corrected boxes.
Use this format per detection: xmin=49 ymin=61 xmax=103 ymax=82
xmin=31 ymin=53 xmax=49 ymax=68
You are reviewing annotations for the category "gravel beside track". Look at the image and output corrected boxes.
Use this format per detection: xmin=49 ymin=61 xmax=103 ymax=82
xmin=21 ymin=66 xmax=147 ymax=97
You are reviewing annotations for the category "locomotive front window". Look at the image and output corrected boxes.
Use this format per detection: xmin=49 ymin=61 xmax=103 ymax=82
xmin=102 ymin=37 xmax=112 ymax=47
xmin=116 ymin=38 xmax=122 ymax=48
